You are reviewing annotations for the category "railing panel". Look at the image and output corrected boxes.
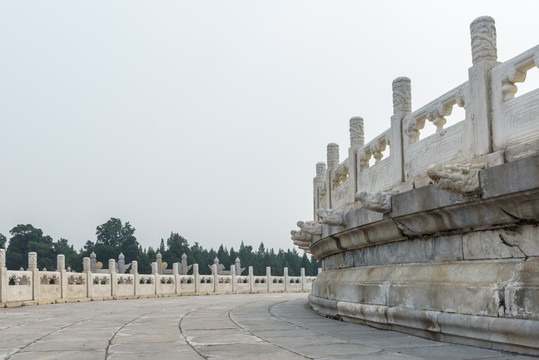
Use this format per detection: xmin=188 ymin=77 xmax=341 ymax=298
xmin=252 ymin=276 xmax=267 ymax=292
xmin=357 ymin=129 xmax=392 ymax=193
xmin=137 ymin=275 xmax=155 ymax=296
xmin=117 ymin=274 xmax=135 ymax=297
xmin=272 ymin=276 xmax=285 ymax=292
xmin=6 ymin=271 xmax=32 ymax=302
xmin=491 ymin=46 xmax=539 ymax=150
xmin=236 ymin=276 xmax=250 ymax=292
xmin=198 ymin=275 xmax=214 ymax=293
xmin=66 ymin=272 xmax=86 ymax=299
xmin=39 ymin=271 xmax=61 ymax=302
xmin=216 ymin=275 xmax=233 ymax=293
xmin=91 ymin=274 xmax=111 ymax=298
xmin=288 ymin=276 xmax=302 ymax=291
xmin=330 ymin=158 xmax=353 ymax=209
xmin=404 ymin=122 xmax=467 ymax=180
xmin=178 ymin=275 xmax=195 ymax=293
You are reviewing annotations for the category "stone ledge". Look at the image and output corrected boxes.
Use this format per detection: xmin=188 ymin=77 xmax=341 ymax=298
xmin=309 ymin=294 xmax=539 ymax=356
xmin=311 ymin=156 xmax=539 ymax=261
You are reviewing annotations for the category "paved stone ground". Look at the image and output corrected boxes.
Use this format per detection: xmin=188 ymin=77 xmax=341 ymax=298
xmin=0 ymin=293 xmax=535 ymax=360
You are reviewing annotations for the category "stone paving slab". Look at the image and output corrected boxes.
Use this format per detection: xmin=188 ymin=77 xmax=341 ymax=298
xmin=0 ymin=293 xmax=536 ymax=359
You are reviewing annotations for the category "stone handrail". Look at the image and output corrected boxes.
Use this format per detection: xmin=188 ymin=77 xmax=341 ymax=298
xmin=310 ymin=17 xmax=538 ymax=219
xmin=0 ymin=250 xmax=317 ymax=307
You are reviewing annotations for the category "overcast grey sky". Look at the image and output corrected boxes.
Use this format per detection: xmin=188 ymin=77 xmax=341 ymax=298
xmin=1 ymin=1 xmax=538 ymax=253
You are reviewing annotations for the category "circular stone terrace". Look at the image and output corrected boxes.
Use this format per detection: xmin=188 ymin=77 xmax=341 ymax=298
xmin=0 ymin=293 xmax=534 ymax=360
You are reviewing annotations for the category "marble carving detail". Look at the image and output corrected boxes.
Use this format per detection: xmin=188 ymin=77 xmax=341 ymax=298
xmin=355 ymin=191 xmax=392 ymax=213
xmin=427 ymin=162 xmax=485 ymax=195
xmin=470 ymin=16 xmax=497 ymax=65
xmin=297 ymin=221 xmax=322 ymax=236
xmin=316 ymin=209 xmax=346 ymax=226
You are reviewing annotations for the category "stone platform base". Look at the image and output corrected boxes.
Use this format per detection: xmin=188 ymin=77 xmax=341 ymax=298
xmin=310 ymin=293 xmax=539 ymax=356
xmin=310 ymin=257 xmax=539 ymax=356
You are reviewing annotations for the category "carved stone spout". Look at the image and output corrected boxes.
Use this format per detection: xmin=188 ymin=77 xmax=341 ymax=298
xmin=355 ymin=191 xmax=392 ymax=213
xmin=291 ymin=229 xmax=311 ymax=242
xmin=427 ymin=162 xmax=485 ymax=195
xmin=316 ymin=209 xmax=346 ymax=226
xmin=297 ymin=220 xmax=322 ymax=236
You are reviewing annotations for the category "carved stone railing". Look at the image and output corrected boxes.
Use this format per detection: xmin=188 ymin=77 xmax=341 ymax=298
xmin=357 ymin=129 xmax=392 ymax=194
xmin=403 ymin=82 xmax=469 ymax=180
xmin=0 ymin=250 xmax=318 ymax=306
xmin=491 ymin=45 xmax=539 ymax=158
xmin=306 ymin=16 xmax=538 ymax=226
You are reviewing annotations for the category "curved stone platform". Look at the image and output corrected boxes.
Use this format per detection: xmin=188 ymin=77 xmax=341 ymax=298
xmin=0 ymin=293 xmax=535 ymax=359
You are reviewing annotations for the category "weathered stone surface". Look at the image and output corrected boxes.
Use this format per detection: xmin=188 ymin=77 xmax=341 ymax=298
xmin=299 ymin=16 xmax=539 ymax=357
xmin=463 ymin=226 xmax=539 ymax=260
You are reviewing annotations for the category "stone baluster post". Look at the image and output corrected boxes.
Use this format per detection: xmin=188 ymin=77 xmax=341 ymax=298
xmin=28 ymin=252 xmax=39 ymax=302
xmin=131 ymin=260 xmax=139 ymax=296
xmin=173 ymin=262 xmax=180 ymax=295
xmin=349 ymin=117 xmax=364 ymax=199
xmin=327 ymin=143 xmax=339 ymax=209
xmin=193 ymin=264 xmax=200 ymax=293
xmin=283 ymin=267 xmax=289 ymax=292
xmin=0 ymin=249 xmax=6 ymax=304
xmin=118 ymin=253 xmax=125 ymax=274
xmin=248 ymin=266 xmax=254 ymax=293
xmin=391 ymin=77 xmax=411 ymax=186
xmin=230 ymin=265 xmax=236 ymax=293
xmin=318 ymin=267 xmax=322 ymax=275
xmin=300 ymin=268 xmax=306 ymax=292
xmin=151 ymin=262 xmax=159 ymax=295
xmin=211 ymin=264 xmax=218 ymax=293
xmin=181 ymin=253 xmax=188 ymax=275
xmin=468 ymin=16 xmax=498 ymax=157
xmin=156 ymin=253 xmax=163 ymax=275
xmin=57 ymin=254 xmax=66 ymax=300
xmin=90 ymin=252 xmax=96 ymax=273
xmin=234 ymin=257 xmax=242 ymax=276
xmin=313 ymin=162 xmax=327 ymax=218
xmin=83 ymin=257 xmax=91 ymax=298
xmin=109 ymin=259 xmax=117 ymax=298
xmin=266 ymin=267 xmax=272 ymax=292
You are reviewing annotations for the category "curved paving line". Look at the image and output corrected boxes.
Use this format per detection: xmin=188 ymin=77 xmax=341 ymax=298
xmin=104 ymin=311 xmax=155 ymax=360
xmin=178 ymin=306 xmax=212 ymax=359
xmin=227 ymin=298 xmax=313 ymax=359
xmin=5 ymin=317 xmax=92 ymax=359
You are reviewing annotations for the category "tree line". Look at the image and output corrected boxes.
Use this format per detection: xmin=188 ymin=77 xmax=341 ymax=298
xmin=0 ymin=218 xmax=319 ymax=276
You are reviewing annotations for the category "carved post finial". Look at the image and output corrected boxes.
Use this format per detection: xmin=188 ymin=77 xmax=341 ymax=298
xmin=327 ymin=143 xmax=339 ymax=171
xmin=349 ymin=117 xmax=364 ymax=148
xmin=131 ymin=260 xmax=138 ymax=274
xmin=57 ymin=254 xmax=65 ymax=271
xmin=392 ymin=77 xmax=412 ymax=114
xmin=109 ymin=259 xmax=116 ymax=274
xmin=315 ymin=162 xmax=326 ymax=182
xmin=28 ymin=252 xmax=37 ymax=270
xmin=470 ymin=16 xmax=497 ymax=65
xmin=83 ymin=257 xmax=90 ymax=272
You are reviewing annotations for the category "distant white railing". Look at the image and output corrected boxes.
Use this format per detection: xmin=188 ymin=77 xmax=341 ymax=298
xmin=0 ymin=250 xmax=317 ymax=307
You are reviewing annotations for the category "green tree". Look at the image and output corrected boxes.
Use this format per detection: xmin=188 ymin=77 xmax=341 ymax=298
xmin=163 ymin=232 xmax=192 ymax=265
xmin=0 ymin=233 xmax=6 ymax=249
xmin=54 ymin=238 xmax=82 ymax=272
xmin=95 ymin=218 xmax=140 ymax=267
xmin=6 ymin=224 xmax=55 ymax=270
